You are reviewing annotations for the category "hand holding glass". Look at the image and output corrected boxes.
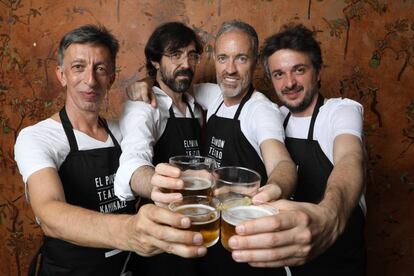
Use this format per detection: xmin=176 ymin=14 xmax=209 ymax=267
xmin=169 ymin=195 xmax=220 ymax=248
xmin=169 ymin=156 xmax=216 ymax=196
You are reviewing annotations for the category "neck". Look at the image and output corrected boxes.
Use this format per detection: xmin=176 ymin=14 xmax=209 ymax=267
xmin=64 ymin=103 xmax=100 ymax=131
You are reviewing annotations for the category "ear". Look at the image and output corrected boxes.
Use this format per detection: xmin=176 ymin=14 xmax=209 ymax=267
xmin=151 ymin=61 xmax=160 ymax=70
xmin=55 ymin=65 xmax=67 ymax=87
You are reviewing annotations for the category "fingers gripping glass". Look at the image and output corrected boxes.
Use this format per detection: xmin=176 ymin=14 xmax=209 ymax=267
xmin=163 ymin=51 xmax=201 ymax=65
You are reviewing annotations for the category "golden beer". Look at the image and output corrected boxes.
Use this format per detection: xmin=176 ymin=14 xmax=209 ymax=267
xmin=181 ymin=176 xmax=213 ymax=196
xmin=170 ymin=196 xmax=220 ymax=247
xmin=221 ymin=205 xmax=275 ymax=251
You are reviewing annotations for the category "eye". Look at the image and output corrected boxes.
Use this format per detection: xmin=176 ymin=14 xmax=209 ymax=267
xmin=272 ymin=71 xmax=283 ymax=80
xmin=216 ymin=55 xmax=228 ymax=64
xmin=236 ymin=55 xmax=248 ymax=64
xmin=96 ymin=66 xmax=108 ymax=75
xmin=295 ymin=67 xmax=306 ymax=74
xmin=171 ymin=51 xmax=183 ymax=61
xmin=188 ymin=53 xmax=200 ymax=60
xmin=72 ymin=64 xmax=84 ymax=71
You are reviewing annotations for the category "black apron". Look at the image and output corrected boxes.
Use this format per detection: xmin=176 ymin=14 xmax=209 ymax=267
xmin=30 ymin=107 xmax=136 ymax=276
xmin=284 ymin=95 xmax=366 ymax=276
xmin=199 ymin=87 xmax=286 ymax=276
xmin=133 ymin=95 xmax=203 ymax=276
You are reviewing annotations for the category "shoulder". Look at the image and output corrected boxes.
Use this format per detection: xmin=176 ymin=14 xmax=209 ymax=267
xmin=194 ymin=83 xmax=222 ymax=98
xmin=244 ymin=91 xmax=281 ymax=115
xmin=16 ymin=118 xmax=62 ymax=144
xmin=322 ymin=98 xmax=363 ymax=116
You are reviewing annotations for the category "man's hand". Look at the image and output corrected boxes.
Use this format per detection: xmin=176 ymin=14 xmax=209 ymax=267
xmin=126 ymin=204 xmax=206 ymax=258
xmin=126 ymin=79 xmax=158 ymax=108
xmin=150 ymin=163 xmax=185 ymax=207
xmin=227 ymin=199 xmax=339 ymax=267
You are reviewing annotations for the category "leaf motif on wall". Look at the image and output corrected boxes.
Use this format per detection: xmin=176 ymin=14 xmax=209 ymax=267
xmin=370 ymin=19 xmax=414 ymax=81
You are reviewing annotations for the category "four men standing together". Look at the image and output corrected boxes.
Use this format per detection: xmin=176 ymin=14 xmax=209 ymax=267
xmin=14 ymin=18 xmax=366 ymax=276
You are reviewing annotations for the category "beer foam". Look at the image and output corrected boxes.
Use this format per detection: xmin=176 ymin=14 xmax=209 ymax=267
xmin=222 ymin=205 xmax=275 ymax=226
xmin=175 ymin=204 xmax=219 ymax=224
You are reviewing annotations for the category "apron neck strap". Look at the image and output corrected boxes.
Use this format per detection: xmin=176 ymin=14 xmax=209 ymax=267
xmin=213 ymin=85 xmax=255 ymax=119
xmin=283 ymin=93 xmax=325 ymax=141
xmin=59 ymin=107 xmax=79 ymax=151
xmin=307 ymin=94 xmax=325 ymax=140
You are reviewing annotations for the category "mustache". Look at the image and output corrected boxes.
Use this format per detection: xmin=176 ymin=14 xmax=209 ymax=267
xmin=174 ymin=69 xmax=193 ymax=78
xmin=282 ymin=85 xmax=303 ymax=94
xmin=222 ymin=73 xmax=240 ymax=79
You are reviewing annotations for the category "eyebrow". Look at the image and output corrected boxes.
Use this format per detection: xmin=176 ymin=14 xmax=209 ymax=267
xmin=271 ymin=63 xmax=310 ymax=74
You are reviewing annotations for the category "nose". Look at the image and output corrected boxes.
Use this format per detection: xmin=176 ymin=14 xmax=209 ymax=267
xmin=284 ymin=73 xmax=297 ymax=89
xmin=84 ymin=66 xmax=97 ymax=87
xmin=225 ymin=59 xmax=236 ymax=74
xmin=179 ymin=55 xmax=191 ymax=69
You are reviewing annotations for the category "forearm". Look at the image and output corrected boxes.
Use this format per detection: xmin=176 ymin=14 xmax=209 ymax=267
xmin=267 ymin=159 xmax=297 ymax=198
xmin=130 ymin=165 xmax=155 ymax=198
xmin=37 ymin=200 xmax=133 ymax=251
xmin=319 ymin=151 xmax=364 ymax=237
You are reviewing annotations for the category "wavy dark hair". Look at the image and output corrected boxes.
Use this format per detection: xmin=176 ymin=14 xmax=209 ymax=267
xmin=145 ymin=22 xmax=203 ymax=77
xmin=261 ymin=24 xmax=323 ymax=78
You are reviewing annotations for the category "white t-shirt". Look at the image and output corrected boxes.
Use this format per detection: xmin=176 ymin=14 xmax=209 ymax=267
xmin=194 ymin=83 xmax=285 ymax=159
xmin=281 ymin=98 xmax=367 ymax=214
xmin=14 ymin=118 xmax=121 ymax=184
xmin=114 ymin=87 xmax=203 ymax=201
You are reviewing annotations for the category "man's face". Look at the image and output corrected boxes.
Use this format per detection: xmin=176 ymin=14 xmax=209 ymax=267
xmin=56 ymin=43 xmax=115 ymax=113
xmin=267 ymin=49 xmax=320 ymax=116
xmin=158 ymin=43 xmax=197 ymax=93
xmin=214 ymin=30 xmax=256 ymax=102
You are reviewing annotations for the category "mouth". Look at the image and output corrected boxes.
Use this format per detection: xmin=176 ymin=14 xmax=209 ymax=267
xmin=81 ymin=90 xmax=99 ymax=100
xmin=282 ymin=86 xmax=304 ymax=99
xmin=221 ymin=75 xmax=240 ymax=87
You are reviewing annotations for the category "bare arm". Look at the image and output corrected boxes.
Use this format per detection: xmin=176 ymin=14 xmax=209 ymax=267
xmin=252 ymin=139 xmax=297 ymax=203
xmin=28 ymin=167 xmax=206 ymax=257
xmin=319 ymin=133 xmax=364 ymax=238
xmin=130 ymin=165 xmax=155 ymax=198
xmin=228 ymin=134 xmax=365 ymax=267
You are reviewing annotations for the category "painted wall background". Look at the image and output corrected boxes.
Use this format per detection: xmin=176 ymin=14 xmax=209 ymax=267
xmin=0 ymin=0 xmax=413 ymax=275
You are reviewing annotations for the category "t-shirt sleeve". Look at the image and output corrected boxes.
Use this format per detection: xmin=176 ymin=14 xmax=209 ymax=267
xmin=193 ymin=83 xmax=222 ymax=110
xmin=330 ymin=99 xmax=364 ymax=140
xmin=114 ymin=100 xmax=157 ymax=200
xmin=14 ymin=127 xmax=58 ymax=183
xmin=247 ymin=97 xmax=285 ymax=146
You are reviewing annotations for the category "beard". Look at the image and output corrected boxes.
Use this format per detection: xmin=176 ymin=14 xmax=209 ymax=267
xmin=160 ymin=67 xmax=193 ymax=93
xmin=280 ymin=83 xmax=318 ymax=113
xmin=217 ymin=72 xmax=251 ymax=99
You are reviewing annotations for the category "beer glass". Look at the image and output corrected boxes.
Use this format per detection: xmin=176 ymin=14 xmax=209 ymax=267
xmin=169 ymin=156 xmax=216 ymax=196
xmin=221 ymin=203 xmax=277 ymax=251
xmin=169 ymin=195 xmax=221 ymax=247
xmin=213 ymin=166 xmax=261 ymax=204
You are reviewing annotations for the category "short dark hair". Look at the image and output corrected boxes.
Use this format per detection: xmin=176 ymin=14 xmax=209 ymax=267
xmin=261 ymin=24 xmax=323 ymax=77
xmin=58 ymin=24 xmax=119 ymax=71
xmin=216 ymin=20 xmax=259 ymax=60
xmin=145 ymin=22 xmax=203 ymax=77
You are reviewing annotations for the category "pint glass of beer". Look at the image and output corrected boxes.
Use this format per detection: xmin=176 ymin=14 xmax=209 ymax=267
xmin=221 ymin=204 xmax=277 ymax=251
xmin=169 ymin=195 xmax=221 ymax=247
xmin=169 ymin=156 xmax=217 ymax=196
xmin=212 ymin=166 xmax=261 ymax=203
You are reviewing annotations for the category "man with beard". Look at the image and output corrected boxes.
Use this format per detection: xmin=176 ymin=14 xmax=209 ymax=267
xmin=226 ymin=24 xmax=366 ymax=276
xmin=113 ymin=22 xmax=206 ymax=275
xmin=128 ymin=20 xmax=296 ymax=276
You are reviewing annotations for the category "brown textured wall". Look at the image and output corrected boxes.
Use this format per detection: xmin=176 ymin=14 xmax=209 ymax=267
xmin=0 ymin=1 xmax=413 ymax=275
